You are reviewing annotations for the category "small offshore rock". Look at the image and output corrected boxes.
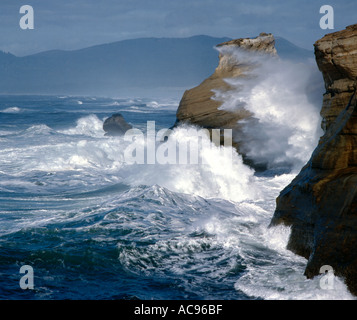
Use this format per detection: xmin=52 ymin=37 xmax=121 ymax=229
xmin=103 ymin=113 xmax=132 ymax=136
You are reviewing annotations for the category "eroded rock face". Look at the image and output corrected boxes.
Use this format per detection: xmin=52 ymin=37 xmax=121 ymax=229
xmin=315 ymin=24 xmax=357 ymax=131
xmin=175 ymin=33 xmax=277 ymax=139
xmin=270 ymin=24 xmax=357 ymax=295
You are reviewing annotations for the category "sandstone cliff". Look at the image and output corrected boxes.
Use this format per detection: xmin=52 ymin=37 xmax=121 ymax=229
xmin=175 ymin=33 xmax=277 ymax=156
xmin=270 ymin=24 xmax=357 ymax=295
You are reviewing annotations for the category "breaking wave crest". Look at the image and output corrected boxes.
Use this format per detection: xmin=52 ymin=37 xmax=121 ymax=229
xmin=214 ymin=47 xmax=324 ymax=170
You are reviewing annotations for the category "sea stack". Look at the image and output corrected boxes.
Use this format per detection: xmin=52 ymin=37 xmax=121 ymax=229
xmin=270 ymin=24 xmax=357 ymax=295
xmin=174 ymin=33 xmax=277 ymax=158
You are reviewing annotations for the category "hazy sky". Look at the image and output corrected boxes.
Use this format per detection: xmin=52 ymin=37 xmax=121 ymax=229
xmin=1 ymin=0 xmax=356 ymax=56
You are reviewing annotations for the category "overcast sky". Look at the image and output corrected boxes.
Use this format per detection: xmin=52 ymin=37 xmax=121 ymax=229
xmin=0 ymin=0 xmax=356 ymax=56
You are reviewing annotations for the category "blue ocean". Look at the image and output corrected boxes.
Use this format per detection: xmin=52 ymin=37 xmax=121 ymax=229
xmin=0 ymin=94 xmax=353 ymax=300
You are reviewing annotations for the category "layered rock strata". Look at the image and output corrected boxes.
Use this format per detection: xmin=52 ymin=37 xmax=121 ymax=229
xmin=270 ymin=24 xmax=357 ymax=295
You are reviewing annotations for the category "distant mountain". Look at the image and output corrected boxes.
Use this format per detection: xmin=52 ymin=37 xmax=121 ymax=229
xmin=275 ymin=36 xmax=314 ymax=61
xmin=0 ymin=35 xmax=314 ymax=98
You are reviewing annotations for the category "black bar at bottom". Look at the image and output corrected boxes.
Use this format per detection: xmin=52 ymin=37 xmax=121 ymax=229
xmin=0 ymin=299 xmax=345 ymax=318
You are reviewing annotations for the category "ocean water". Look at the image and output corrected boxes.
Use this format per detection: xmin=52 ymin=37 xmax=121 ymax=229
xmin=0 ymin=94 xmax=354 ymax=300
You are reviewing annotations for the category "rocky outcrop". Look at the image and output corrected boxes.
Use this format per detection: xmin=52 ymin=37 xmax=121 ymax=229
xmin=315 ymin=25 xmax=357 ymax=131
xmin=174 ymin=33 xmax=277 ymax=152
xmin=103 ymin=113 xmax=132 ymax=136
xmin=270 ymin=24 xmax=357 ymax=295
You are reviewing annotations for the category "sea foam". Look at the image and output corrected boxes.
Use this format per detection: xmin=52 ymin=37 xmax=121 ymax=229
xmin=213 ymin=47 xmax=324 ymax=170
